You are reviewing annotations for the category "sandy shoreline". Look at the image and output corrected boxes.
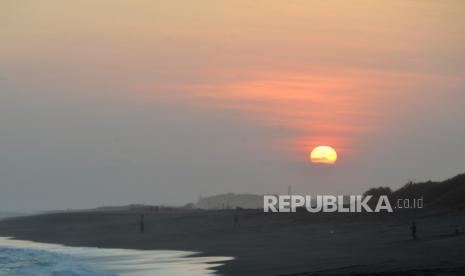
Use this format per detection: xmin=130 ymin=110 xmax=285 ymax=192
xmin=1 ymin=208 xmax=465 ymax=275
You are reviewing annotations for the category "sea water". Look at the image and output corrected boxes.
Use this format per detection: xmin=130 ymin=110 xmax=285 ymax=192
xmin=0 ymin=237 xmax=232 ymax=276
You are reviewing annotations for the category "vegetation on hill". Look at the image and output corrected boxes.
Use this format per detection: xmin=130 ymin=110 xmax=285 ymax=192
xmin=364 ymin=173 xmax=465 ymax=209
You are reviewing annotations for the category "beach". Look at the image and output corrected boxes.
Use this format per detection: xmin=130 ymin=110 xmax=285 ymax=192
xmin=1 ymin=208 xmax=465 ymax=275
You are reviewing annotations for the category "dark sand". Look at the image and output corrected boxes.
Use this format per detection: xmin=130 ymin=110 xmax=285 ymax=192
xmin=1 ymin=208 xmax=465 ymax=275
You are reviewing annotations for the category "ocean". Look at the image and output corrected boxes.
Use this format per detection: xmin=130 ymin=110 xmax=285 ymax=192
xmin=0 ymin=237 xmax=232 ymax=276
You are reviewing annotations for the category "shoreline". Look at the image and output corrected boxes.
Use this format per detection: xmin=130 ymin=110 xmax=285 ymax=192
xmin=1 ymin=209 xmax=465 ymax=275
xmin=0 ymin=236 xmax=233 ymax=276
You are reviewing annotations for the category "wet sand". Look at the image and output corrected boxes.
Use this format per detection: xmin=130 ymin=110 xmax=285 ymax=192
xmin=1 ymin=208 xmax=465 ymax=275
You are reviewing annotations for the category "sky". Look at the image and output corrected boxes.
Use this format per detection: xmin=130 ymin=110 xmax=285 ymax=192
xmin=1 ymin=0 xmax=465 ymax=211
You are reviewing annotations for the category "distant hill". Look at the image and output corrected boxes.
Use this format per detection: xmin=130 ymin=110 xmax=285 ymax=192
xmin=197 ymin=193 xmax=262 ymax=209
xmin=0 ymin=212 xmax=28 ymax=220
xmin=365 ymin=173 xmax=465 ymax=209
xmin=197 ymin=174 xmax=465 ymax=210
xmin=393 ymin=173 xmax=465 ymax=209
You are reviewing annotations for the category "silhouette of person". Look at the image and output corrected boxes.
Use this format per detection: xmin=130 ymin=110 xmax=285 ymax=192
xmin=140 ymin=214 xmax=145 ymax=234
xmin=411 ymin=221 xmax=417 ymax=240
xmin=455 ymin=224 xmax=459 ymax=236
xmin=233 ymin=214 xmax=239 ymax=228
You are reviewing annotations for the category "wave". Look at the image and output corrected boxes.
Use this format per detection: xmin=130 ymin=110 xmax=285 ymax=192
xmin=0 ymin=237 xmax=232 ymax=276
xmin=0 ymin=247 xmax=115 ymax=276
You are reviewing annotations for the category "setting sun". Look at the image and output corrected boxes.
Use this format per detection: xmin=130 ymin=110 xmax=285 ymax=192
xmin=310 ymin=146 xmax=338 ymax=165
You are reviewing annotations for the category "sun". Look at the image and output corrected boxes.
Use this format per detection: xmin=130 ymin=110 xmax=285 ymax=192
xmin=310 ymin=146 xmax=338 ymax=165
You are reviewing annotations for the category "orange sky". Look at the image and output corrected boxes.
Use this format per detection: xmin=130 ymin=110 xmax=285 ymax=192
xmin=3 ymin=0 xmax=464 ymax=157
xmin=1 ymin=0 xmax=465 ymax=209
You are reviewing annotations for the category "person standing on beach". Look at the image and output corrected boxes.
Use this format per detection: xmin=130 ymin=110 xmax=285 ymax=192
xmin=411 ymin=221 xmax=417 ymax=240
xmin=140 ymin=214 xmax=145 ymax=234
xmin=233 ymin=214 xmax=239 ymax=228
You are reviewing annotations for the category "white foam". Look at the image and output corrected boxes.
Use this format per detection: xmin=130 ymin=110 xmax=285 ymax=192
xmin=0 ymin=237 xmax=233 ymax=276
